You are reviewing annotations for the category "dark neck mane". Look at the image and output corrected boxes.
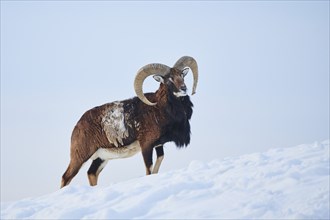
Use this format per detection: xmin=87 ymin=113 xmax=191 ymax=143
xmin=155 ymin=84 xmax=193 ymax=148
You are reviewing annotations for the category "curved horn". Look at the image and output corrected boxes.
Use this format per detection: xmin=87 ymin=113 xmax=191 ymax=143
xmin=134 ymin=63 xmax=171 ymax=106
xmin=173 ymin=56 xmax=199 ymax=95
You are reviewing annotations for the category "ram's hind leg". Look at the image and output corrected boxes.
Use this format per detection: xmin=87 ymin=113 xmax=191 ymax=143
xmin=87 ymin=158 xmax=108 ymax=186
xmin=61 ymin=159 xmax=85 ymax=188
xmin=152 ymin=145 xmax=164 ymax=174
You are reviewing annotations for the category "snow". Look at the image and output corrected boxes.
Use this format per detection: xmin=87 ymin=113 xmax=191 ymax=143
xmin=2 ymin=140 xmax=329 ymax=219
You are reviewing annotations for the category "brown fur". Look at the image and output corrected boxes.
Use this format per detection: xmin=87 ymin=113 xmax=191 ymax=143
xmin=61 ymin=68 xmax=193 ymax=188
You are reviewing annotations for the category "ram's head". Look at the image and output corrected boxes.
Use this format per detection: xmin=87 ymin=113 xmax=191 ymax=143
xmin=134 ymin=56 xmax=199 ymax=106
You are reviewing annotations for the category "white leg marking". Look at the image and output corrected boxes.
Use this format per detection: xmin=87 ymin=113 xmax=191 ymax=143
xmin=88 ymin=160 xmax=109 ymax=186
xmin=96 ymin=160 xmax=109 ymax=176
xmin=152 ymin=155 xmax=164 ymax=174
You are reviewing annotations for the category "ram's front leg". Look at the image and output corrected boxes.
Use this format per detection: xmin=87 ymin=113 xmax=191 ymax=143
xmin=152 ymin=145 xmax=164 ymax=174
xmin=141 ymin=146 xmax=153 ymax=175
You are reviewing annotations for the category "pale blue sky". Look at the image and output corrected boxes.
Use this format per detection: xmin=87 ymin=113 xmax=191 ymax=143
xmin=1 ymin=1 xmax=329 ymax=202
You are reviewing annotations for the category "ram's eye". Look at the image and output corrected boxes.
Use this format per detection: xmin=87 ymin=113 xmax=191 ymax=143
xmin=182 ymin=68 xmax=189 ymax=77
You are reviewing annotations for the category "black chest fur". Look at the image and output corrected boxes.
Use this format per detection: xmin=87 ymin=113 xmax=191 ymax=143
xmin=159 ymin=95 xmax=193 ymax=148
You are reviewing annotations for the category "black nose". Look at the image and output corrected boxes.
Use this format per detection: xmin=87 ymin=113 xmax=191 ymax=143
xmin=181 ymin=85 xmax=187 ymax=92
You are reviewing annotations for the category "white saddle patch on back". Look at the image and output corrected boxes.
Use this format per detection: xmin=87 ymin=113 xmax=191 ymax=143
xmin=101 ymin=101 xmax=129 ymax=147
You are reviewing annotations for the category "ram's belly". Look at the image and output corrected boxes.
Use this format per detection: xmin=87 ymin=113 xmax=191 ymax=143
xmin=91 ymin=141 xmax=141 ymax=160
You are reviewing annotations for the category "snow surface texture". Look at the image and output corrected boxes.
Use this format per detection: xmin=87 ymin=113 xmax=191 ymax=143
xmin=2 ymin=140 xmax=329 ymax=219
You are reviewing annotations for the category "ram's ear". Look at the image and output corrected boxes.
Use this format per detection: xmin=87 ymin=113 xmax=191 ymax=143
xmin=182 ymin=67 xmax=189 ymax=77
xmin=153 ymin=75 xmax=164 ymax=84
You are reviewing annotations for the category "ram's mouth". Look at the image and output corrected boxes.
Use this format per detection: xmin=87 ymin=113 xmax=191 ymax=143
xmin=173 ymin=90 xmax=187 ymax=97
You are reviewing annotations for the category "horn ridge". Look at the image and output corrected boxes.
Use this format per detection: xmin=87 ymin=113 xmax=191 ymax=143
xmin=173 ymin=56 xmax=199 ymax=95
xmin=134 ymin=63 xmax=171 ymax=106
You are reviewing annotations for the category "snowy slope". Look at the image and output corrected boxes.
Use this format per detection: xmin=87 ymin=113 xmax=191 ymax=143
xmin=1 ymin=140 xmax=329 ymax=219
